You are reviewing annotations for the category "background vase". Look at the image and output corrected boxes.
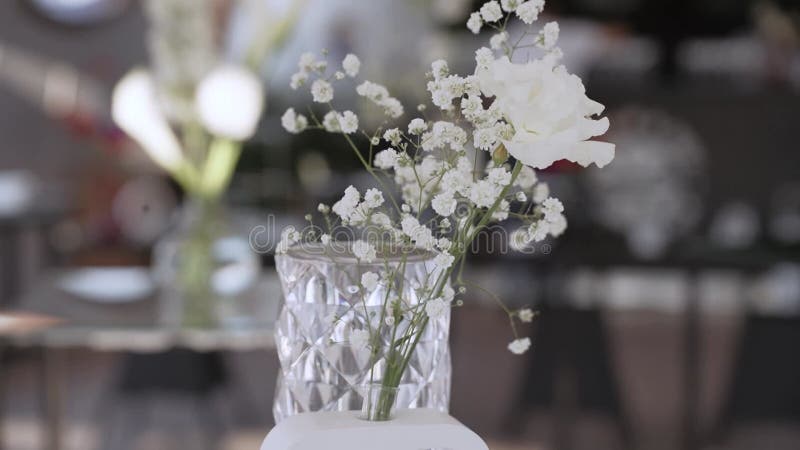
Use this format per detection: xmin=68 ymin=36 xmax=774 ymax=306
xmin=272 ymin=244 xmax=452 ymax=423
xmin=152 ymin=197 xmax=261 ymax=328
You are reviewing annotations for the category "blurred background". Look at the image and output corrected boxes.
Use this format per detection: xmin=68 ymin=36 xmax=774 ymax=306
xmin=1 ymin=0 xmax=799 ymax=449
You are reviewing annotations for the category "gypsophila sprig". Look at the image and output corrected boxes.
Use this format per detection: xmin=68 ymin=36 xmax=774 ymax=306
xmin=277 ymin=0 xmax=614 ymax=420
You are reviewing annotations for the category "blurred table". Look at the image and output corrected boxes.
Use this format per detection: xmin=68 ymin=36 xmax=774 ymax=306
xmin=3 ymin=268 xmax=280 ymax=450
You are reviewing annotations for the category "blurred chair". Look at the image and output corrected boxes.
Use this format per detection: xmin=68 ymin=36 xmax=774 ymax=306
xmin=712 ymin=314 xmax=800 ymax=448
xmin=517 ymin=306 xmax=632 ymax=450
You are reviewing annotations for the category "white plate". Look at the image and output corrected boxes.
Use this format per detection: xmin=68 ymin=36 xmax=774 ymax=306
xmin=58 ymin=267 xmax=155 ymax=304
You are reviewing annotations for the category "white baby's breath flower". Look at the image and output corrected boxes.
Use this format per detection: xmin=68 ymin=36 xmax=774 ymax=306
xmin=281 ymin=108 xmax=308 ymax=134
xmin=469 ymin=179 xmax=501 ymax=208
xmin=431 ymin=60 xmax=449 ymax=80
xmin=352 ymin=240 xmax=376 ymax=262
xmin=290 ymin=71 xmax=308 ymax=90
xmin=361 ymin=271 xmax=379 ymax=291
xmin=334 ymin=71 xmax=345 ymax=80
xmin=490 ymin=32 xmax=508 ymax=50
xmin=298 ymin=52 xmax=316 ymax=72
xmin=467 ymin=12 xmax=483 ymax=34
xmin=320 ymin=234 xmax=331 ymax=245
xmin=480 ymin=1 xmax=503 ymax=22
xmin=541 ymin=197 xmax=564 ymax=222
xmin=433 ymin=252 xmax=455 ymax=270
xmin=318 ymin=203 xmax=330 ymax=213
xmin=473 ymin=126 xmax=499 ymax=151
xmin=533 ymin=182 xmax=549 ymax=203
xmin=383 ymin=128 xmax=402 ymax=146
xmin=408 ymin=118 xmax=427 ymax=135
xmin=515 ymin=0 xmax=544 ymax=24
xmin=276 ymin=226 xmax=300 ymax=254
xmin=425 ymin=297 xmax=450 ymax=320
xmin=339 ymin=110 xmax=359 ymax=134
xmin=363 ymin=188 xmax=384 ymax=208
xmin=501 ymin=0 xmax=521 ymax=11
xmin=374 ymin=148 xmax=400 ymax=169
xmin=311 ymin=79 xmax=333 ymax=103
xmin=508 ymin=337 xmax=531 ymax=354
xmin=349 ymin=328 xmax=370 ymax=349
xmin=432 ymin=193 xmax=457 ymax=217
xmin=538 ymin=22 xmax=559 ymax=50
xmin=475 ymin=47 xmax=494 ymax=70
xmin=342 ymin=54 xmax=361 ymax=77
xmin=515 ymin=166 xmax=538 ymax=189
xmin=488 ymin=167 xmax=512 ymax=186
xmin=332 ymin=185 xmax=360 ymax=220
xmin=516 ymin=191 xmax=528 ymax=202
xmin=322 ymin=110 xmax=341 ymax=132
xmin=518 ymin=308 xmax=535 ymax=322
xmin=492 ymin=199 xmax=510 ymax=221
xmin=527 ymin=220 xmax=549 ymax=242
xmin=437 ymin=237 xmax=452 ymax=251
xmin=548 ymin=213 xmax=567 ymax=237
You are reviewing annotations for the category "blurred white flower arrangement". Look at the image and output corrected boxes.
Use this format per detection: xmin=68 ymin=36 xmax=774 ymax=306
xmin=279 ymin=0 xmax=614 ymax=419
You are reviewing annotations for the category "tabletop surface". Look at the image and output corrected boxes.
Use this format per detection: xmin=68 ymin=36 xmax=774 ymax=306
xmin=4 ymin=268 xmax=281 ymax=352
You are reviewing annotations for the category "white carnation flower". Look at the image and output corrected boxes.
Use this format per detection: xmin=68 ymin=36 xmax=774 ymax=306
xmin=361 ymin=271 xmax=379 ymax=291
xmin=508 ymin=337 xmax=531 ymax=355
xmin=281 ymin=108 xmax=308 ymax=134
xmin=476 ymin=56 xmax=614 ymax=169
xmin=425 ymin=297 xmax=450 ymax=320
xmin=311 ymin=79 xmax=333 ymax=103
xmin=515 ymin=0 xmax=544 ymax=24
xmin=342 ymin=54 xmax=361 ymax=77
xmin=480 ymin=1 xmax=503 ymax=22
xmin=352 ymin=240 xmax=376 ymax=262
xmin=466 ymin=12 xmax=483 ymax=34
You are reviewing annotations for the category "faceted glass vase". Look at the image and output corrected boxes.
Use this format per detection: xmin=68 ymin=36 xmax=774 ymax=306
xmin=273 ymin=243 xmax=451 ymax=423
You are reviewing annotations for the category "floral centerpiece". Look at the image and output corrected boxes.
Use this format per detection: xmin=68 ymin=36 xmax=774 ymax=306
xmin=276 ymin=0 xmax=614 ymax=421
xmin=111 ymin=0 xmax=301 ymax=327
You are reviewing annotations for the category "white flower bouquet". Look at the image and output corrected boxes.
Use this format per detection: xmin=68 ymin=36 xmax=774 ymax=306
xmin=278 ymin=0 xmax=614 ymax=420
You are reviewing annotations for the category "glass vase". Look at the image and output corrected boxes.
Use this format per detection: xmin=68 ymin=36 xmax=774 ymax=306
xmin=152 ymin=197 xmax=260 ymax=328
xmin=272 ymin=243 xmax=452 ymax=423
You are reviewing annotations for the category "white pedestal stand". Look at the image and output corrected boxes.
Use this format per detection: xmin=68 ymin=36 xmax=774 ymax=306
xmin=261 ymin=409 xmax=489 ymax=450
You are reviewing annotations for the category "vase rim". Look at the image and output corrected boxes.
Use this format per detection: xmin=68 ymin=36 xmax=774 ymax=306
xmin=279 ymin=242 xmax=436 ymax=265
